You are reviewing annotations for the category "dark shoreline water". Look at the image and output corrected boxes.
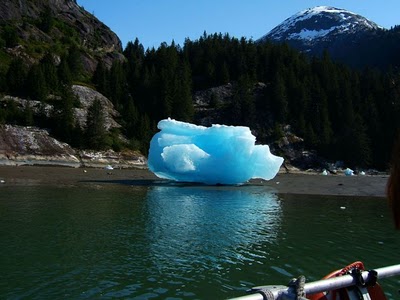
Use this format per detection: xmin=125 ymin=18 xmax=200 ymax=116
xmin=0 ymin=183 xmax=398 ymax=299
xmin=0 ymin=165 xmax=388 ymax=197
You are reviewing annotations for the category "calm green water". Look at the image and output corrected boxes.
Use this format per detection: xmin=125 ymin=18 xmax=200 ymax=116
xmin=0 ymin=182 xmax=399 ymax=299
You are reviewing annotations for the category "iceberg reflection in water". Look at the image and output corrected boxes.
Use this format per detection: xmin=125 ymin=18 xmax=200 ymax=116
xmin=143 ymin=185 xmax=281 ymax=281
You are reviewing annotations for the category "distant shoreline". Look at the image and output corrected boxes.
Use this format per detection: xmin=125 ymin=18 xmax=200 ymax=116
xmin=0 ymin=165 xmax=388 ymax=198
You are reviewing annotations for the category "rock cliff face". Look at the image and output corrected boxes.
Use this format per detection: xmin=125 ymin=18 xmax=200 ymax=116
xmin=0 ymin=125 xmax=147 ymax=168
xmin=0 ymin=124 xmax=81 ymax=167
xmin=1 ymin=85 xmax=122 ymax=130
xmin=0 ymin=1 xmax=146 ymax=168
xmin=0 ymin=0 xmax=122 ymax=52
xmin=72 ymin=85 xmax=121 ymax=130
xmin=0 ymin=85 xmax=148 ymax=168
xmin=0 ymin=0 xmax=124 ymax=72
xmin=193 ymin=82 xmax=268 ymax=126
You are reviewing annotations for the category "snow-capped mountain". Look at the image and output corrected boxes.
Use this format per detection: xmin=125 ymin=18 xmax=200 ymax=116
xmin=258 ymin=6 xmax=384 ymax=57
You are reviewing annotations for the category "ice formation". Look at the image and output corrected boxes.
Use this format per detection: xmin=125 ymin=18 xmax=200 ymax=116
xmin=148 ymin=118 xmax=284 ymax=185
xmin=344 ymin=168 xmax=354 ymax=176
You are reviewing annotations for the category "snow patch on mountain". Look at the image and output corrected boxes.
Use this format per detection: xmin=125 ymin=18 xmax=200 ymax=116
xmin=289 ymin=28 xmax=334 ymax=40
xmin=259 ymin=6 xmax=383 ymax=42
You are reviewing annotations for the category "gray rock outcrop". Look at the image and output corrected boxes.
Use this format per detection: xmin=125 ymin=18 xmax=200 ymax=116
xmin=0 ymin=0 xmax=122 ymax=52
xmin=0 ymin=85 xmax=121 ymax=130
xmin=0 ymin=124 xmax=80 ymax=167
xmin=0 ymin=0 xmax=125 ymax=72
xmin=72 ymin=85 xmax=121 ymax=130
xmin=0 ymin=125 xmax=147 ymax=168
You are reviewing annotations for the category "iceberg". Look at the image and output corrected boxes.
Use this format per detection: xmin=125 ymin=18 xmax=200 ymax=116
xmin=148 ymin=118 xmax=284 ymax=185
xmin=344 ymin=168 xmax=354 ymax=176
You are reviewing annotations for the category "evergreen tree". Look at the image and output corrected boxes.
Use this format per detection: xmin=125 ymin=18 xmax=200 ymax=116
xmin=38 ymin=6 xmax=54 ymax=33
xmin=122 ymin=95 xmax=140 ymax=139
xmin=2 ymin=25 xmax=19 ymax=48
xmin=71 ymin=120 xmax=84 ymax=149
xmin=54 ymin=86 xmax=76 ymax=144
xmin=26 ymin=64 xmax=48 ymax=101
xmin=124 ymin=38 xmax=145 ymax=91
xmin=306 ymin=78 xmax=332 ymax=151
xmin=217 ymin=61 xmax=230 ymax=84
xmin=171 ymin=60 xmax=194 ymax=122
xmin=230 ymin=88 xmax=242 ymax=125
xmin=40 ymin=53 xmax=59 ymax=93
xmin=237 ymin=75 xmax=255 ymax=126
xmin=109 ymin=61 xmax=127 ymax=110
xmin=92 ymin=60 xmax=109 ymax=96
xmin=58 ymin=57 xmax=72 ymax=85
xmin=6 ymin=58 xmax=27 ymax=95
xmin=85 ymin=98 xmax=108 ymax=150
xmin=67 ymin=45 xmax=83 ymax=80
xmin=0 ymin=69 xmax=6 ymax=92
xmin=137 ymin=114 xmax=152 ymax=155
xmin=344 ymin=114 xmax=371 ymax=167
xmin=270 ymin=71 xmax=288 ymax=123
xmin=23 ymin=100 xmax=34 ymax=126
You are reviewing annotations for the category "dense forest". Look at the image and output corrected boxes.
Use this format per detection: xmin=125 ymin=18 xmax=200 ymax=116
xmin=1 ymin=26 xmax=400 ymax=169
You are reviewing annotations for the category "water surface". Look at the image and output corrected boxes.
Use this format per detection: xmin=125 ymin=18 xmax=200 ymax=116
xmin=0 ymin=183 xmax=399 ymax=299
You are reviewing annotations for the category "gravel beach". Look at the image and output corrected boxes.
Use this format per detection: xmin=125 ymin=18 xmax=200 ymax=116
xmin=0 ymin=165 xmax=389 ymax=198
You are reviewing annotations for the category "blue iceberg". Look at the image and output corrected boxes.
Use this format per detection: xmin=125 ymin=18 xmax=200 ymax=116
xmin=148 ymin=118 xmax=284 ymax=185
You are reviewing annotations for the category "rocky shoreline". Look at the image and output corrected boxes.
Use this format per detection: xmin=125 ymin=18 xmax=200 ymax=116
xmin=0 ymin=124 xmax=147 ymax=169
xmin=0 ymin=150 xmax=147 ymax=169
xmin=0 ymin=164 xmax=389 ymax=198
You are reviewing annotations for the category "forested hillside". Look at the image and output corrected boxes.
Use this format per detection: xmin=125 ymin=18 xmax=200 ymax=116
xmin=91 ymin=33 xmax=400 ymax=169
xmin=1 ymin=3 xmax=400 ymax=170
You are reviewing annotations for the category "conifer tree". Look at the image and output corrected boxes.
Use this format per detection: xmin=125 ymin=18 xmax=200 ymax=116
xmin=122 ymin=95 xmax=140 ymax=139
xmin=124 ymin=38 xmax=145 ymax=91
xmin=270 ymin=71 xmax=288 ymax=123
xmin=6 ymin=58 xmax=27 ymax=95
xmin=344 ymin=114 xmax=371 ymax=167
xmin=58 ymin=57 xmax=72 ymax=85
xmin=2 ymin=25 xmax=19 ymax=48
xmin=67 ymin=45 xmax=83 ymax=81
xmin=23 ymin=100 xmax=34 ymax=126
xmin=217 ymin=61 xmax=230 ymax=85
xmin=237 ymin=75 xmax=255 ymax=126
xmin=26 ymin=64 xmax=48 ymax=101
xmin=54 ymin=86 xmax=76 ymax=144
xmin=39 ymin=6 xmax=54 ymax=33
xmin=0 ymin=70 xmax=6 ymax=92
xmin=109 ymin=61 xmax=127 ymax=110
xmin=85 ymin=98 xmax=108 ymax=150
xmin=92 ymin=61 xmax=109 ymax=96
xmin=172 ymin=60 xmax=193 ymax=122
xmin=40 ymin=53 xmax=59 ymax=93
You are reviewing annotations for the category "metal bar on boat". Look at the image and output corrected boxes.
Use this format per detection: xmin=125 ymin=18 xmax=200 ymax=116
xmin=228 ymin=264 xmax=400 ymax=300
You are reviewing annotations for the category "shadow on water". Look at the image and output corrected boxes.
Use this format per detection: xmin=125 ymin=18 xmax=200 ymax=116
xmin=79 ymin=178 xmax=204 ymax=187
xmin=78 ymin=178 xmax=276 ymax=188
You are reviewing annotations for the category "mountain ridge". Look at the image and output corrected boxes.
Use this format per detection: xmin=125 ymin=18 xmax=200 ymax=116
xmin=257 ymin=6 xmax=386 ymax=65
xmin=260 ymin=6 xmax=383 ymax=42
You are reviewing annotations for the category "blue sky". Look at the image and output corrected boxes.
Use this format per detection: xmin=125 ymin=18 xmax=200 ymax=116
xmin=77 ymin=0 xmax=400 ymax=50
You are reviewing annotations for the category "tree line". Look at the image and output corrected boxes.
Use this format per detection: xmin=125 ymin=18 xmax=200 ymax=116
xmin=1 ymin=32 xmax=400 ymax=169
